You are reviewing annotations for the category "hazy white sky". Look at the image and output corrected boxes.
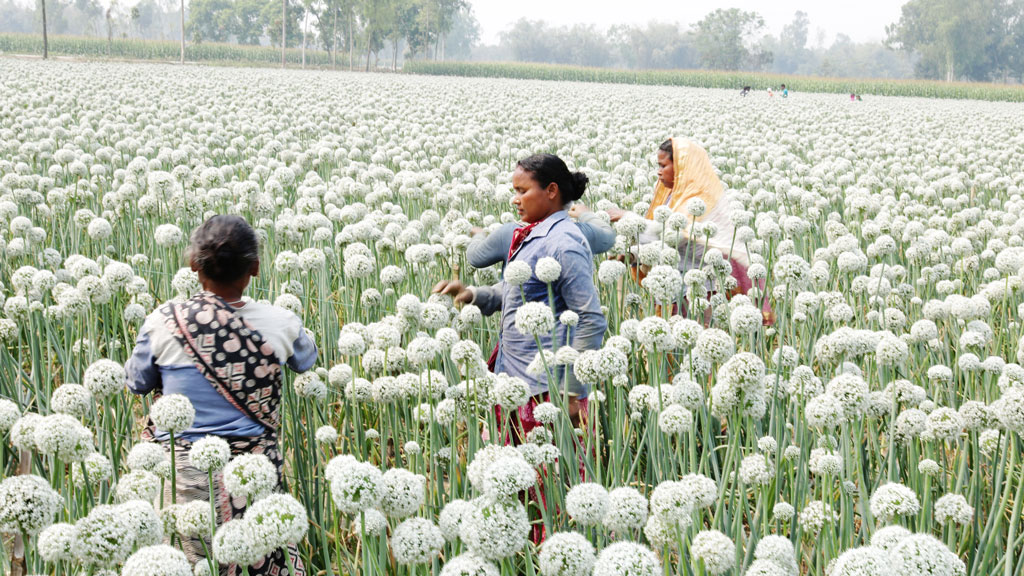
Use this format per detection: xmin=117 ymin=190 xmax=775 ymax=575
xmin=469 ymin=0 xmax=909 ymax=46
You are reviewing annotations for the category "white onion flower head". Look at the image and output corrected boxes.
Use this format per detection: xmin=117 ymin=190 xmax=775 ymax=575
xmin=538 ymin=531 xmax=596 ymax=576
xmin=603 ymin=486 xmax=648 ymax=534
xmin=869 ymin=483 xmax=921 ymax=520
xmin=73 ymin=504 xmax=133 ymax=567
xmin=127 ymin=442 xmax=167 ymax=472
xmin=504 ymin=261 xmax=533 ymax=286
xmin=515 ymin=302 xmax=555 ymax=336
xmin=593 ymin=541 xmax=661 ymax=576
xmin=467 ymin=445 xmax=522 ymax=491
xmin=118 ymin=500 xmax=164 ymax=548
xmin=37 ymin=522 xmax=78 ymax=563
xmin=831 ymin=546 xmax=891 ymax=576
xmin=51 ymin=383 xmax=92 ymax=418
xmin=189 ymin=436 xmax=231 ymax=472
xmin=934 ymin=494 xmax=974 ymax=526
xmin=739 ymin=453 xmax=774 ymax=486
xmin=174 ymin=500 xmax=212 ymax=538
xmin=753 ymin=534 xmax=798 ymax=575
xmin=33 ymin=413 xmax=94 ymax=461
xmin=316 ymin=425 xmax=339 ymax=445
xmin=460 ymin=499 xmax=530 ymax=560
xmin=642 ymin=265 xmax=683 ymax=303
xmin=150 ymin=394 xmax=196 ymax=434
xmin=121 ymin=544 xmax=192 ymax=576
xmin=440 ymin=553 xmax=501 ymax=576
xmin=244 ymin=493 xmax=308 ymax=551
xmin=772 ymin=502 xmax=795 ymax=523
xmin=329 ymin=461 xmax=383 ymax=515
xmin=535 ymin=257 xmax=562 ymax=283
xmin=691 ymin=530 xmax=735 ymax=575
xmin=0 ymin=398 xmax=20 ymax=432
xmin=392 ymin=517 xmax=444 ymax=565
xmin=483 ymin=455 xmax=536 ymax=499
xmin=353 ymin=508 xmax=388 ymax=537
xmin=565 ymin=482 xmax=609 ymax=526
xmin=871 ymin=525 xmax=912 ymax=551
xmin=695 ymin=328 xmax=734 ymax=364
xmin=213 ymin=519 xmax=262 ymax=567
xmin=657 ymin=404 xmax=693 ymax=435
xmin=223 ymin=454 xmax=278 ymax=501
xmin=888 ymin=533 xmax=963 ymax=576
xmin=799 ymin=500 xmax=836 ymax=533
xmin=379 ymin=468 xmax=426 ymax=518
xmin=438 ymin=499 xmax=475 ymax=542
xmin=83 ymin=359 xmax=126 ymax=398
xmin=294 ymin=372 xmax=328 ymax=400
xmin=0 ymin=474 xmax=63 ymax=535
xmin=116 ymin=469 xmax=161 ymax=503
xmin=744 ymin=559 xmax=788 ymax=576
xmin=650 ymin=481 xmax=695 ymax=526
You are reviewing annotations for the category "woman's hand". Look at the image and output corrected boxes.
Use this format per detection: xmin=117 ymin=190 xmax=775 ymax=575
xmin=432 ymin=280 xmax=474 ymax=305
xmin=568 ymin=203 xmax=591 ymax=218
xmin=605 ymin=207 xmax=626 ymax=222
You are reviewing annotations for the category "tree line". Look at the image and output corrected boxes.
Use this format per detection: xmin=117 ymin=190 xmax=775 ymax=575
xmin=3 ymin=0 xmax=1023 ymax=82
xmin=1 ymin=0 xmax=477 ymax=68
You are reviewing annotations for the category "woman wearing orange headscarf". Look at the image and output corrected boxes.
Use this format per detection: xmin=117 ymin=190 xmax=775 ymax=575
xmin=579 ymin=138 xmax=772 ymax=324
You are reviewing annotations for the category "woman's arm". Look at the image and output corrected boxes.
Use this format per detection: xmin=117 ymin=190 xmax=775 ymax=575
xmin=575 ymin=211 xmax=617 ymax=255
xmin=468 ymin=283 xmax=503 ymax=316
xmin=125 ymin=330 xmax=161 ymax=395
xmin=287 ymin=327 xmax=318 ymax=373
xmin=466 ymin=224 xmax=514 ymax=269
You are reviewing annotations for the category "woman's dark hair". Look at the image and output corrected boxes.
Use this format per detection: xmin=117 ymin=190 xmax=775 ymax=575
xmin=516 ymin=153 xmax=588 ymax=204
xmin=187 ymin=215 xmax=260 ymax=283
xmin=658 ymin=139 xmax=674 ymax=161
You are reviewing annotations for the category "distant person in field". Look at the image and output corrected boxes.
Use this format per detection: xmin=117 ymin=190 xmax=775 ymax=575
xmin=741 ymin=86 xmax=751 ymax=96
xmin=767 ymin=86 xmax=774 ymax=97
xmin=781 ymin=84 xmax=789 ymax=98
xmin=126 ymin=215 xmax=316 ymax=576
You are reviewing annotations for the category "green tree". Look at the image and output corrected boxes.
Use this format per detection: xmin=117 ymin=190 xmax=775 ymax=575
xmin=692 ymin=8 xmax=772 ymax=70
xmin=187 ymin=0 xmax=234 ymax=42
xmin=886 ymin=0 xmax=1024 ymax=81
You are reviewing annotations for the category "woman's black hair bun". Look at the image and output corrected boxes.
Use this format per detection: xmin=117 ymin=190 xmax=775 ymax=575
xmin=570 ymin=171 xmax=589 ymax=202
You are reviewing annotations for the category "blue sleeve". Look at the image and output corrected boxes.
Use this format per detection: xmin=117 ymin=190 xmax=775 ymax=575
xmin=556 ymin=245 xmax=608 ymax=396
xmin=467 ymin=224 xmax=514 ymax=269
xmin=125 ymin=331 xmax=161 ymax=395
xmin=286 ymin=329 xmax=318 ymax=373
xmin=576 ymin=213 xmax=616 ymax=255
xmin=472 ymin=282 xmax=504 ymax=316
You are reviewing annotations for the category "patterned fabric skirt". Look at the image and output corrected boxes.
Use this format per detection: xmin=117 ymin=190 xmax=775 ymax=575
xmin=160 ymin=433 xmax=305 ymax=576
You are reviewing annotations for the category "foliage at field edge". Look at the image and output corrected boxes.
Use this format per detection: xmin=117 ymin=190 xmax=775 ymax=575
xmin=0 ymin=33 xmax=339 ymax=68
xmin=403 ymin=60 xmax=1024 ymax=103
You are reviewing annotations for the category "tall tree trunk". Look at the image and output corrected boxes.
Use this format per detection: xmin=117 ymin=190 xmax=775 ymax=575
xmin=179 ymin=0 xmax=185 ymax=63
xmin=301 ymin=7 xmax=307 ymax=68
xmin=40 ymin=0 xmax=48 ymax=59
xmin=392 ymin=37 xmax=398 ymax=71
xmin=331 ymin=6 xmax=337 ymax=68
xmin=106 ymin=8 xmax=112 ymax=54
xmin=365 ymin=26 xmax=371 ymax=71
xmin=348 ymin=12 xmax=353 ymax=69
xmin=281 ymin=0 xmax=286 ymax=67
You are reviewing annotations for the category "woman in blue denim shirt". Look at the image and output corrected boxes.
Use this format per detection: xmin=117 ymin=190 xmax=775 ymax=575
xmin=435 ymin=154 xmax=607 ymax=428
